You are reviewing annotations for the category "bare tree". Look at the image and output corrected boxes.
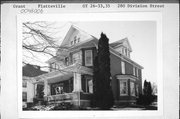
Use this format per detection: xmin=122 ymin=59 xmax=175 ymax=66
xmin=22 ymin=21 xmax=60 ymax=57
xmin=22 ymin=22 xmax=60 ymax=70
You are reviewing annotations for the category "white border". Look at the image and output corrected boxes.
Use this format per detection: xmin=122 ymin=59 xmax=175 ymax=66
xmin=17 ymin=12 xmax=163 ymax=118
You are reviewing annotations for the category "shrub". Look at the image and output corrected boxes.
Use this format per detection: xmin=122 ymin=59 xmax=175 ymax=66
xmin=51 ymin=102 xmax=73 ymax=110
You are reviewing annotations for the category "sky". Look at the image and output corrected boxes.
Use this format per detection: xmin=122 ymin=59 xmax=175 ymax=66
xmin=23 ymin=21 xmax=157 ymax=84
xmin=74 ymin=21 xmax=157 ymax=84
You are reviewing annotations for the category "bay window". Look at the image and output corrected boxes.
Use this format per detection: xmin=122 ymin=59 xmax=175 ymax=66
xmin=120 ymin=80 xmax=128 ymax=96
xmin=136 ymin=85 xmax=139 ymax=96
xmin=130 ymin=82 xmax=135 ymax=96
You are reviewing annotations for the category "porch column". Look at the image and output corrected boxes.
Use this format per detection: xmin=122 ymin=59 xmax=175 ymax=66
xmin=34 ymin=83 xmax=37 ymax=98
xmin=47 ymin=84 xmax=51 ymax=96
xmin=44 ymin=80 xmax=48 ymax=96
xmin=73 ymin=72 xmax=82 ymax=92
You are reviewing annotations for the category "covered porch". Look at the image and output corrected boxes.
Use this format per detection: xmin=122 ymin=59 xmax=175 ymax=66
xmin=33 ymin=63 xmax=93 ymax=107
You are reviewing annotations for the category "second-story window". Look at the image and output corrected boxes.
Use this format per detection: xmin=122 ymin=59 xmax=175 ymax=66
xmin=85 ymin=50 xmax=93 ymax=66
xmin=133 ymin=67 xmax=136 ymax=76
xmin=136 ymin=68 xmax=139 ymax=77
xmin=50 ymin=63 xmax=59 ymax=71
xmin=72 ymin=52 xmax=81 ymax=64
xmin=121 ymin=61 xmax=125 ymax=74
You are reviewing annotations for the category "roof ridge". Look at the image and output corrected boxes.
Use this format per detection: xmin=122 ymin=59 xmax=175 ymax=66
xmin=110 ymin=37 xmax=128 ymax=44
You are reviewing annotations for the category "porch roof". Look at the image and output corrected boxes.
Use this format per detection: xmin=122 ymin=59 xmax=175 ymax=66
xmin=116 ymin=74 xmax=139 ymax=81
xmin=33 ymin=63 xmax=93 ymax=84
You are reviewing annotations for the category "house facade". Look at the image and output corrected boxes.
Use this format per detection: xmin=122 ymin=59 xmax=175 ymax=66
xmin=24 ymin=25 xmax=143 ymax=108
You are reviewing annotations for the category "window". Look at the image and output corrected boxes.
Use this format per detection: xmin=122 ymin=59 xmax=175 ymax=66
xmin=136 ymin=68 xmax=139 ymax=77
xmin=85 ymin=50 xmax=93 ymax=66
xmin=84 ymin=78 xmax=93 ymax=93
xmin=71 ymin=41 xmax=73 ymax=45
xmin=77 ymin=37 xmax=80 ymax=43
xmin=127 ymin=51 xmax=130 ymax=58
xmin=23 ymin=81 xmax=27 ymax=88
xmin=50 ymin=63 xmax=59 ymax=71
xmin=133 ymin=67 xmax=136 ymax=76
xmin=53 ymin=83 xmax=64 ymax=94
xmin=74 ymin=39 xmax=77 ymax=44
xmin=55 ymin=86 xmax=64 ymax=94
xmin=121 ymin=61 xmax=125 ymax=74
xmin=72 ymin=52 xmax=81 ymax=64
xmin=88 ymin=79 xmax=93 ymax=93
xmin=120 ymin=81 xmax=128 ymax=96
xmin=65 ymin=57 xmax=69 ymax=66
xmin=136 ymin=85 xmax=139 ymax=96
xmin=125 ymin=48 xmax=127 ymax=56
xmin=130 ymin=82 xmax=135 ymax=96
xmin=22 ymin=92 xmax=27 ymax=102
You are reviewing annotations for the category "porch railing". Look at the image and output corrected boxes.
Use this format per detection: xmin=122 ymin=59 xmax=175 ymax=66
xmin=45 ymin=92 xmax=78 ymax=102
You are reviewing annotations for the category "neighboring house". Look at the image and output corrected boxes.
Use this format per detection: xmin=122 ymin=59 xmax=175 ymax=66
xmin=29 ymin=25 xmax=143 ymax=108
xmin=22 ymin=64 xmax=47 ymax=108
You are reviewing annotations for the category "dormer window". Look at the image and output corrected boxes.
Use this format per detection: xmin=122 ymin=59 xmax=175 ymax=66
xmin=71 ymin=41 xmax=73 ymax=45
xmin=77 ymin=37 xmax=80 ymax=43
xmin=65 ymin=57 xmax=69 ymax=66
xmin=125 ymin=48 xmax=127 ymax=56
xmin=71 ymin=36 xmax=80 ymax=46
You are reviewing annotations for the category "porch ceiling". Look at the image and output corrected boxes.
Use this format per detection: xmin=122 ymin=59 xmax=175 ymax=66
xmin=47 ymin=72 xmax=73 ymax=83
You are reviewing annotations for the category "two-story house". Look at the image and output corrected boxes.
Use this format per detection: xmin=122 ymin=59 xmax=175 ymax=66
xmin=22 ymin=64 xmax=47 ymax=108
xmin=29 ymin=25 xmax=143 ymax=108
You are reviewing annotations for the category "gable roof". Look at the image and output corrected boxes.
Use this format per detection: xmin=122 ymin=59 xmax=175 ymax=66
xmin=23 ymin=64 xmax=47 ymax=77
xmin=110 ymin=38 xmax=132 ymax=52
xmin=60 ymin=25 xmax=93 ymax=47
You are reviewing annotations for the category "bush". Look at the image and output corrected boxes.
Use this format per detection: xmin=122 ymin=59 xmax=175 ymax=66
xmin=137 ymin=93 xmax=155 ymax=106
xmin=51 ymin=102 xmax=73 ymax=110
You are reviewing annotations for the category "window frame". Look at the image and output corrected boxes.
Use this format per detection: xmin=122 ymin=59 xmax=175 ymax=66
xmin=85 ymin=50 xmax=93 ymax=66
xmin=72 ymin=52 xmax=81 ymax=64
xmin=133 ymin=66 xmax=136 ymax=76
xmin=22 ymin=81 xmax=27 ymax=88
xmin=136 ymin=68 xmax=139 ymax=77
xmin=121 ymin=61 xmax=125 ymax=74
xmin=136 ymin=84 xmax=139 ymax=96
xmin=120 ymin=80 xmax=128 ymax=96
xmin=22 ymin=92 xmax=27 ymax=102
xmin=130 ymin=82 xmax=136 ymax=96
